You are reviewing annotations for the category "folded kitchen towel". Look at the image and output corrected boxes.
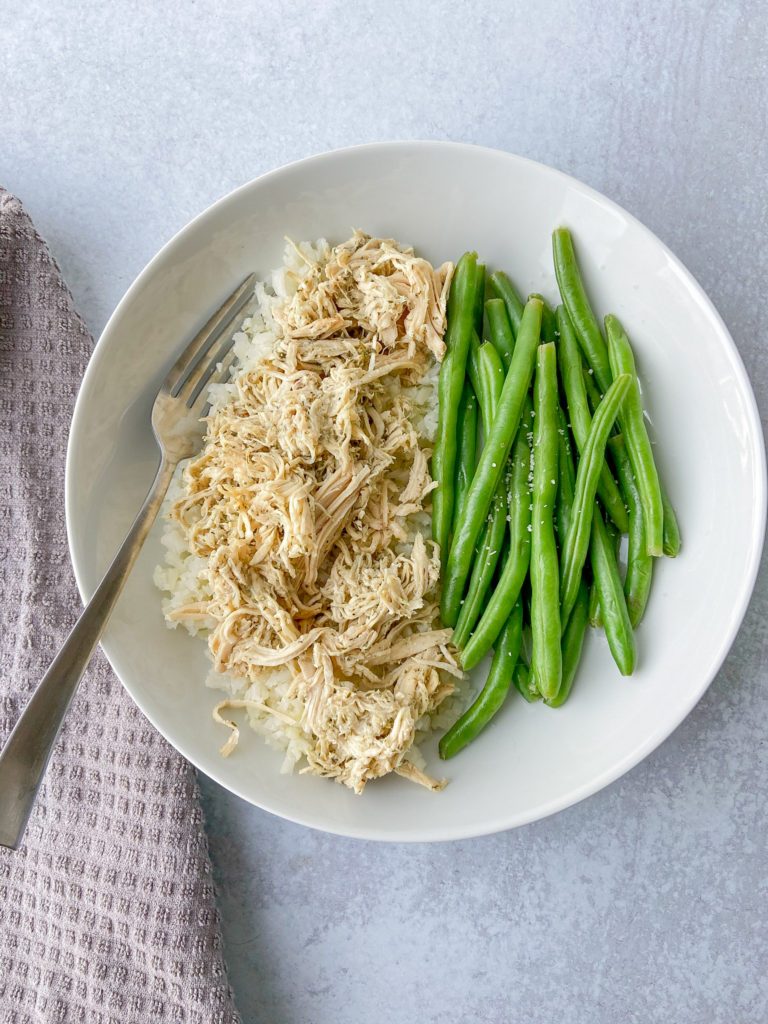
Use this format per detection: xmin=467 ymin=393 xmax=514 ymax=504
xmin=0 ymin=188 xmax=241 ymax=1024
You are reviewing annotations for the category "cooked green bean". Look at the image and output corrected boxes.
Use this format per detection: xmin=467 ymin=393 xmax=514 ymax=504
xmin=489 ymin=270 xmax=524 ymax=336
xmin=530 ymin=293 xmax=557 ymax=343
xmin=451 ymin=344 xmax=508 ymax=637
xmin=460 ymin=396 xmax=533 ymax=669
xmin=485 ymin=297 xmax=515 ymax=370
xmin=439 ymin=602 xmax=523 ymax=759
xmin=582 ymin=361 xmax=603 ymax=414
xmin=585 ymin=334 xmax=678 ymax=557
xmin=512 ymin=658 xmax=540 ymax=703
xmin=590 ymin=508 xmax=635 ymax=675
xmin=558 ymin=406 xmax=595 ymax=627
xmin=530 ymin=342 xmax=561 ymax=700
xmin=467 ymin=337 xmax=501 ymax=436
xmin=556 ymin=406 xmax=575 ymax=547
xmin=473 ymin=262 xmax=486 ymax=335
xmin=467 ymin=340 xmax=508 ymax=570
xmin=548 ymin=408 xmax=589 ymax=704
xmin=546 ymin=580 xmax=590 ymax=707
xmin=560 ymin=373 xmax=632 ymax=625
xmin=558 ymin=303 xmax=593 ymax=441
xmin=441 ymin=297 xmax=543 ymax=624
xmin=588 ymin=580 xmax=602 ymax=628
xmin=481 ymin=305 xmax=490 ymax=346
xmin=552 ymin=227 xmax=612 ymax=393
xmin=452 ymin=488 xmax=508 ymax=646
xmin=453 ymin=380 xmax=478 ymax=527
xmin=586 ymin=497 xmax=622 ymax=631
xmin=608 ymin=434 xmax=653 ymax=627
xmin=556 ymin=304 xmax=629 ymax=533
xmin=433 ymin=251 xmax=479 ymax=560
xmin=662 ymin=486 xmax=681 ymax=557
xmin=604 ymin=314 xmax=663 ymax=556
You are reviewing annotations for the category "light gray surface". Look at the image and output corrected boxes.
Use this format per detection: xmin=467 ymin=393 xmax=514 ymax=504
xmin=3 ymin=1 xmax=767 ymax=1021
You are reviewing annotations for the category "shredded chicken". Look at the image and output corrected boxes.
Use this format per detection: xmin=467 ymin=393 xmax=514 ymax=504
xmin=169 ymin=231 xmax=458 ymax=793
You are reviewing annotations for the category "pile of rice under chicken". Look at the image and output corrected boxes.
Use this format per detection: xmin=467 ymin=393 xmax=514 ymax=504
xmin=154 ymin=231 xmax=464 ymax=793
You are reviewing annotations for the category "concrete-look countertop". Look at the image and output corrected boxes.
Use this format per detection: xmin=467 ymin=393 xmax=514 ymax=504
xmin=3 ymin=1 xmax=766 ymax=1021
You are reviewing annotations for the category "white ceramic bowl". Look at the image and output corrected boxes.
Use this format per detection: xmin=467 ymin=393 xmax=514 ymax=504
xmin=66 ymin=142 xmax=766 ymax=842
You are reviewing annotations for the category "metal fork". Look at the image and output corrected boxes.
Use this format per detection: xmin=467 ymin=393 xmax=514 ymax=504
xmin=0 ymin=273 xmax=257 ymax=850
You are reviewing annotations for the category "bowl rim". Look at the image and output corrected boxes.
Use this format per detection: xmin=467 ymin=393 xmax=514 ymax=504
xmin=65 ymin=140 xmax=768 ymax=841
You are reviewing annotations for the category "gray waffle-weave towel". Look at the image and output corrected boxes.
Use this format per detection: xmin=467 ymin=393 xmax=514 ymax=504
xmin=0 ymin=188 xmax=241 ymax=1024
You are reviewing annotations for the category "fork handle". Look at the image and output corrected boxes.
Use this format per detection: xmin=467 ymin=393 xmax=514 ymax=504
xmin=0 ymin=456 xmax=177 ymax=850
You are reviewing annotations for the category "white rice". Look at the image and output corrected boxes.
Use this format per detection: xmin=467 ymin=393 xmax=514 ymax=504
xmin=153 ymin=238 xmax=467 ymax=777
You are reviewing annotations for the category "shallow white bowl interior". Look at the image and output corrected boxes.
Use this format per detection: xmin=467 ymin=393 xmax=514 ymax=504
xmin=66 ymin=142 xmax=766 ymax=842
